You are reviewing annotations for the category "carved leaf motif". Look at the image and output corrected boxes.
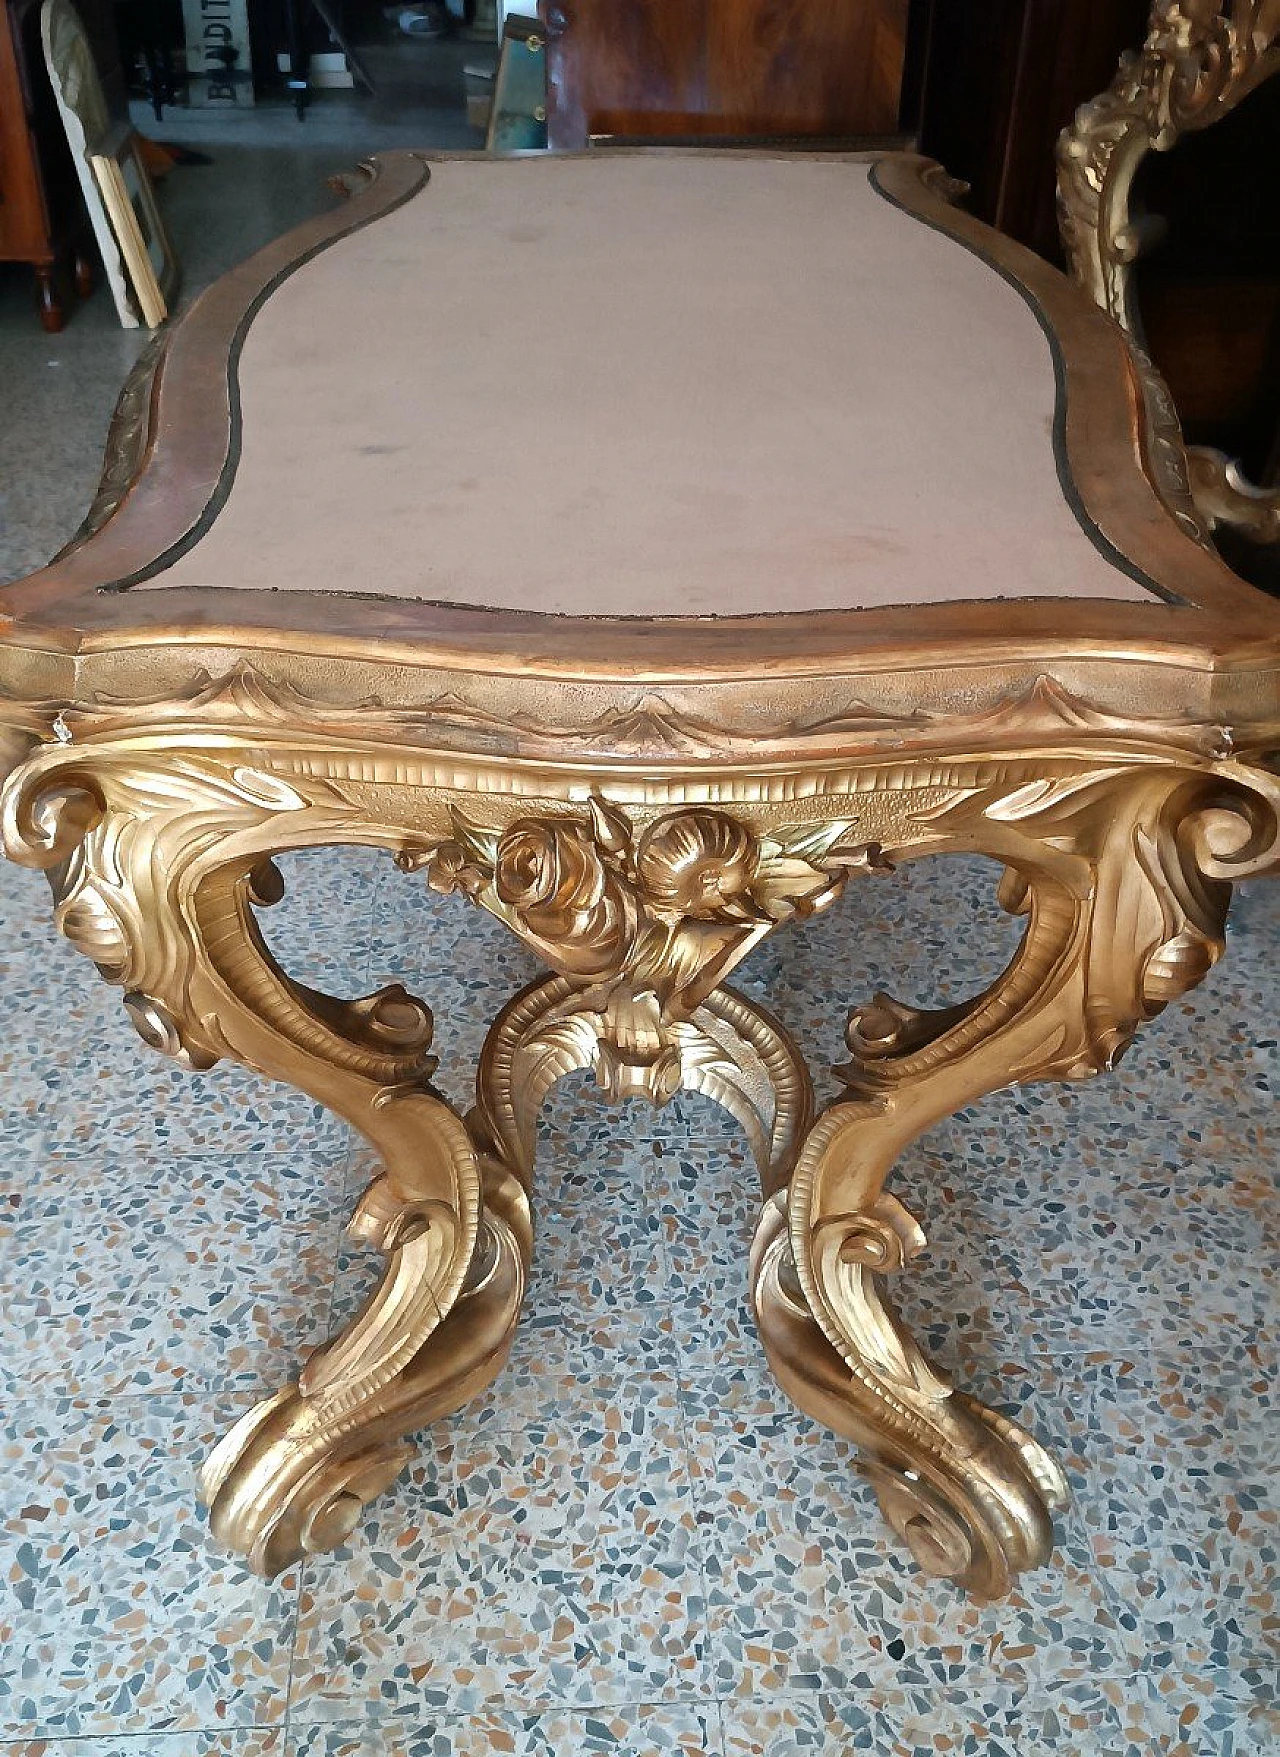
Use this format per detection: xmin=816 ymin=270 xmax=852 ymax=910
xmin=983 ymin=770 xmax=1131 ymax=822
xmin=447 ymin=807 xmax=501 ymax=869
xmin=229 ymin=768 xmax=311 ymax=811
xmin=750 ymin=855 xmax=841 ymax=919
xmin=764 ymin=819 xmax=858 ymax=863
xmin=630 ymin=915 xmax=754 ymax=999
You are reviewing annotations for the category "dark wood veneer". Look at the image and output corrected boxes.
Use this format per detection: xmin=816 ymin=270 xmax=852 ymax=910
xmin=543 ymin=0 xmax=909 ymax=149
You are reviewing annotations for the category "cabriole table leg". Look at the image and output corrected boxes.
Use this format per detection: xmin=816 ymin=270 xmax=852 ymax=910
xmin=754 ymin=763 xmax=1280 ymax=1598
xmin=0 ymin=746 xmax=530 ymax=1579
xmin=3 ymin=733 xmax=1276 ymax=1594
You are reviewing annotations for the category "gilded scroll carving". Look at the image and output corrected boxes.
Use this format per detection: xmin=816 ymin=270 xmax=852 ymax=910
xmin=759 ymin=760 xmax=1280 ymax=1598
xmin=0 ymin=741 xmax=522 ymax=1577
xmin=1058 ymin=0 xmax=1280 ymax=334
xmin=3 ymin=698 xmax=1277 ymax=1590
xmin=1057 ymin=0 xmax=1280 ymax=544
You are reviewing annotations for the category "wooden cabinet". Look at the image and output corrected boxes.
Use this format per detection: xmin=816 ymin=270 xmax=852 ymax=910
xmin=542 ymin=0 xmax=911 ymax=148
xmin=0 ymin=0 xmax=124 ymax=329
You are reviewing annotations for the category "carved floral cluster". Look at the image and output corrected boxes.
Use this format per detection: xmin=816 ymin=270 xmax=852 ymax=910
xmin=398 ymin=799 xmax=862 ymax=993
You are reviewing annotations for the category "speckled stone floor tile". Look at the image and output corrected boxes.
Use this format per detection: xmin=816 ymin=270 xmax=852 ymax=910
xmin=329 ymin=1182 xmax=671 ymax=1356
xmin=1 ymin=1733 xmax=284 ymax=1754
xmin=719 ymin=1680 xmax=1139 ymax=1754
xmin=253 ymin=846 xmax=383 ymax=994
xmin=1129 ymin=1666 xmax=1280 ymax=1755
xmin=0 ymin=1396 xmax=297 ymax=1737
xmin=688 ymin=1389 xmax=1127 ymax=1699
xmin=0 ymin=1151 xmax=342 ymax=1399
xmin=889 ymin=1116 xmax=1278 ymax=1366
xmin=285 ymin=1702 xmax=722 ymax=1755
xmin=718 ymin=1675 xmax=1279 ymax=1753
xmin=288 ymin=1385 xmax=712 ymax=1722
xmin=1046 ymin=1352 xmax=1279 ymax=1674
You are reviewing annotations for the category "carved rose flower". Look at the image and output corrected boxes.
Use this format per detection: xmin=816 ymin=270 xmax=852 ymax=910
xmin=495 ymin=819 xmax=630 ymax=963
xmin=635 ymin=811 xmax=759 ymax=919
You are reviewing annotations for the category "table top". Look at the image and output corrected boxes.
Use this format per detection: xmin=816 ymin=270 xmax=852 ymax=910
xmin=139 ymin=153 xmax=1149 ymax=618
xmin=0 ymin=149 xmax=1276 ymax=758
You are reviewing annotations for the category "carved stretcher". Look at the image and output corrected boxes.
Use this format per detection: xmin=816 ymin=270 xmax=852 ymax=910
xmin=1 ymin=151 xmax=1276 ymax=1598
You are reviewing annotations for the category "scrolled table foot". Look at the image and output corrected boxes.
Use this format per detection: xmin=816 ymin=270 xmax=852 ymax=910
xmin=751 ymin=1183 xmax=1068 ymax=1601
xmin=199 ymin=1147 xmax=528 ymax=1578
xmin=0 ymin=746 xmax=536 ymax=1577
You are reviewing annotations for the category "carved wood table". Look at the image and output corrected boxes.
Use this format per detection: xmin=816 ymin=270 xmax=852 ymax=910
xmin=1 ymin=151 xmax=1277 ymax=1599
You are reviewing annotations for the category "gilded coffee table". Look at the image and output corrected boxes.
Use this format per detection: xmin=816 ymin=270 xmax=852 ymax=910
xmin=1 ymin=151 xmax=1277 ymax=1600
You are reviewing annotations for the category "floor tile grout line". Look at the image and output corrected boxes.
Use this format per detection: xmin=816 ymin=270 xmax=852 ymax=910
xmin=714 ymin=1695 xmax=733 ymax=1757
xmin=646 ymin=1133 xmax=729 ymax=1708
xmin=280 ymin=1554 xmax=313 ymax=1755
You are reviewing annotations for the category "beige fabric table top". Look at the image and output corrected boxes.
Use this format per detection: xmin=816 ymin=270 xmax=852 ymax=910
xmin=148 ymin=154 xmax=1153 ymax=615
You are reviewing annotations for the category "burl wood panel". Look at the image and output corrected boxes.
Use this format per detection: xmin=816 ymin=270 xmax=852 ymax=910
xmin=543 ymin=0 xmax=909 ymax=148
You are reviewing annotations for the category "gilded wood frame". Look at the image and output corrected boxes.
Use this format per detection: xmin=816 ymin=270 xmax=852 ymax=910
xmin=40 ymin=0 xmax=178 ymax=330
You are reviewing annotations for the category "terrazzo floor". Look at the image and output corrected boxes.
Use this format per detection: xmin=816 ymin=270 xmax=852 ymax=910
xmin=0 ymin=96 xmax=1277 ymax=1757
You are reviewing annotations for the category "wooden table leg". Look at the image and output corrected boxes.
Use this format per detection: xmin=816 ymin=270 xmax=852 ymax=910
xmin=755 ymin=763 xmax=1280 ymax=1598
xmin=0 ymin=745 xmax=530 ymax=1578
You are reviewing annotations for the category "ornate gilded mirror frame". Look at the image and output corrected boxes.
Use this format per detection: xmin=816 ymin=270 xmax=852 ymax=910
xmin=1057 ymin=0 xmax=1280 ymax=543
